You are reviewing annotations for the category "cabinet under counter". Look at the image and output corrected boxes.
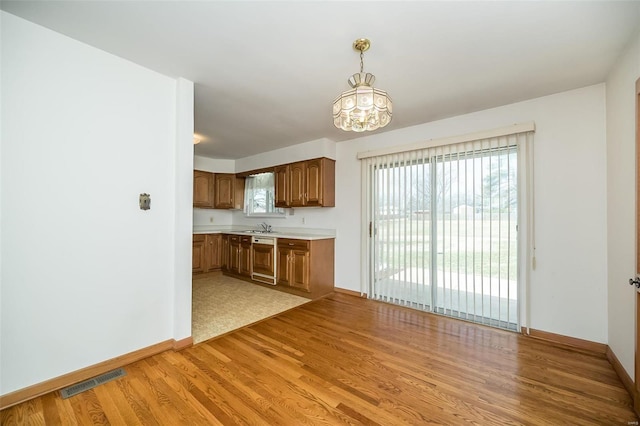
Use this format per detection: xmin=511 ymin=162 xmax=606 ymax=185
xmin=276 ymin=238 xmax=334 ymax=299
xmin=212 ymin=232 xmax=335 ymax=300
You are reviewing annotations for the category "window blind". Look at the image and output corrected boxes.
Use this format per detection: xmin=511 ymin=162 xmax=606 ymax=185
xmin=361 ymin=127 xmax=534 ymax=331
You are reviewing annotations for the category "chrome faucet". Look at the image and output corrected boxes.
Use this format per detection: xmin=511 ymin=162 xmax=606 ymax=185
xmin=259 ymin=222 xmax=272 ymax=233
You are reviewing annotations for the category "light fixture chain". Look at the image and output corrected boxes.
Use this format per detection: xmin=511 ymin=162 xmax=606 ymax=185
xmin=360 ymin=50 xmax=364 ymax=73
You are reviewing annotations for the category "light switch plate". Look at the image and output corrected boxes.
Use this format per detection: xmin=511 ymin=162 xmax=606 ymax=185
xmin=139 ymin=193 xmax=151 ymax=210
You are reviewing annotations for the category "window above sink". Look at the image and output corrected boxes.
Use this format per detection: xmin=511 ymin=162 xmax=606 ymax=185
xmin=244 ymin=172 xmax=286 ymax=218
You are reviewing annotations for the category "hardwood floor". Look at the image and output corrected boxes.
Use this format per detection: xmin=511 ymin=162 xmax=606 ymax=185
xmin=1 ymin=293 xmax=637 ymax=425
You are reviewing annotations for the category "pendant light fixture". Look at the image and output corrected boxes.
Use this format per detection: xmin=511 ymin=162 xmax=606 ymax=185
xmin=333 ymin=38 xmax=393 ymax=132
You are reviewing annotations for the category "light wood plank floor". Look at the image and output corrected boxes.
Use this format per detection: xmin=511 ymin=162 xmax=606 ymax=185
xmin=2 ymin=293 xmax=637 ymax=425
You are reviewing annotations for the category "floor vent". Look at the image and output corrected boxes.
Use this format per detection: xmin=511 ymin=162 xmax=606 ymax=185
xmin=60 ymin=368 xmax=126 ymax=399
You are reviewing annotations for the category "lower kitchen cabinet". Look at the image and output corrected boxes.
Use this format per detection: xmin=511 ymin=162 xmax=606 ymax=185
xmin=192 ymin=235 xmax=206 ymax=274
xmin=276 ymin=238 xmax=334 ymax=298
xmin=227 ymin=235 xmax=241 ymax=274
xmin=240 ymin=237 xmax=252 ymax=277
xmin=218 ymin=233 xmax=335 ymax=299
xmin=224 ymin=234 xmax=252 ymax=277
xmin=192 ymin=233 xmax=222 ymax=275
xmin=204 ymin=234 xmax=222 ymax=271
xmin=277 ymin=239 xmax=310 ymax=291
xmin=221 ymin=234 xmax=229 ymax=270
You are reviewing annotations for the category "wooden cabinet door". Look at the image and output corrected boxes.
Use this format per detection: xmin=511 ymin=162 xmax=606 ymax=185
xmin=289 ymin=162 xmax=306 ymax=207
xmin=305 ymin=158 xmax=322 ymax=206
xmin=253 ymin=244 xmax=275 ymax=276
xmin=233 ymin=177 xmax=245 ymax=210
xmin=240 ymin=238 xmax=252 ymax=276
xmin=274 ymin=165 xmax=290 ymax=207
xmin=192 ymin=235 xmax=206 ymax=273
xmin=214 ymin=174 xmax=234 ymax=209
xmin=205 ymin=234 xmax=222 ymax=271
xmin=193 ymin=171 xmax=214 ymax=208
xmin=290 ymin=249 xmax=310 ymax=291
xmin=221 ymin=234 xmax=229 ymax=271
xmin=276 ymin=246 xmax=291 ymax=286
xmin=214 ymin=174 xmax=245 ymax=209
xmin=229 ymin=237 xmax=241 ymax=274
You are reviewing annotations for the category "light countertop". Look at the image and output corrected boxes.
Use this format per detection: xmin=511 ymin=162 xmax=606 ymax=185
xmin=193 ymin=227 xmax=335 ymax=241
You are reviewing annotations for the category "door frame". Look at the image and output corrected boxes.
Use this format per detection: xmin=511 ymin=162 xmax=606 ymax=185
xmin=635 ymin=77 xmax=640 ymax=416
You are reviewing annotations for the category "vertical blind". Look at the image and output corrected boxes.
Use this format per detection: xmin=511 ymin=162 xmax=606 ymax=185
xmin=360 ymin=127 xmax=534 ymax=331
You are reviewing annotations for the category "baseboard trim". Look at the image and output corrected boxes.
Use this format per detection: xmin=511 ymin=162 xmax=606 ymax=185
xmin=524 ymin=328 xmax=607 ymax=354
xmin=334 ymin=287 xmax=367 ymax=298
xmin=0 ymin=338 xmax=186 ymax=410
xmin=606 ymin=346 xmax=635 ymax=399
xmin=173 ymin=337 xmax=193 ymax=351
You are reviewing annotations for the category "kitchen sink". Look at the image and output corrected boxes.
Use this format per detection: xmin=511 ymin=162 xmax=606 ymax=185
xmin=243 ymin=230 xmax=277 ymax=234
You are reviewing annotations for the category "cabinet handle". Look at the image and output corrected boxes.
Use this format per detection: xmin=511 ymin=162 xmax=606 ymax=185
xmin=289 ymin=243 xmax=294 ymax=246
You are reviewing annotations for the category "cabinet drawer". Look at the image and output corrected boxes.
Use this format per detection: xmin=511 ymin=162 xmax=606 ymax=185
xmin=228 ymin=235 xmax=241 ymax=243
xmin=277 ymin=238 xmax=310 ymax=251
xmin=193 ymin=234 xmax=205 ymax=242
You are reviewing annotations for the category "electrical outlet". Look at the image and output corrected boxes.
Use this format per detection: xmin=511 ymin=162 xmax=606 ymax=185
xmin=302 ymin=217 xmax=306 ymax=225
xmin=209 ymin=216 xmax=214 ymax=223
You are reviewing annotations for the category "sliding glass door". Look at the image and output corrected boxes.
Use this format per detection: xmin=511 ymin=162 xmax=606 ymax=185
xmin=366 ymin=136 xmax=521 ymax=331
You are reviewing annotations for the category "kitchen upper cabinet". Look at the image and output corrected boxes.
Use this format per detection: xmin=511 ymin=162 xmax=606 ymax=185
xmin=274 ymin=165 xmax=290 ymax=208
xmin=305 ymin=158 xmax=330 ymax=206
xmin=214 ymin=174 xmax=245 ymax=209
xmin=277 ymin=238 xmax=334 ymax=297
xmin=289 ymin=162 xmax=306 ymax=207
xmin=193 ymin=170 xmax=214 ymax=208
xmin=274 ymin=158 xmax=335 ymax=208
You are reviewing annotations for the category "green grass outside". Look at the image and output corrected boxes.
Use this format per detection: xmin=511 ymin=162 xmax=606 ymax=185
xmin=375 ymin=217 xmax=517 ymax=281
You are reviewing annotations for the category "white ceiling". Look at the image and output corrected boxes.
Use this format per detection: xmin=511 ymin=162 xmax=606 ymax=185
xmin=3 ymin=1 xmax=639 ymax=159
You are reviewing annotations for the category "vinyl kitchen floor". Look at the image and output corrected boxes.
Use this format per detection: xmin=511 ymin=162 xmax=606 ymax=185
xmin=191 ymin=272 xmax=310 ymax=344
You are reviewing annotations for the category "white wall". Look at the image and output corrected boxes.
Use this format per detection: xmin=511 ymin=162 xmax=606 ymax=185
xmin=235 ymin=138 xmax=335 ymax=173
xmin=194 ymin=156 xmax=235 ymax=173
xmin=606 ymin=30 xmax=640 ymax=378
xmin=0 ymin=12 xmax=192 ymax=395
xmin=336 ymin=84 xmax=609 ymax=344
xmin=173 ymin=78 xmax=195 ymax=342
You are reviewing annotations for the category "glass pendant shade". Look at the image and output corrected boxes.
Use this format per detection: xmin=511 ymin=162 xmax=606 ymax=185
xmin=333 ymin=73 xmax=393 ymax=132
xmin=332 ymin=41 xmax=393 ymax=132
